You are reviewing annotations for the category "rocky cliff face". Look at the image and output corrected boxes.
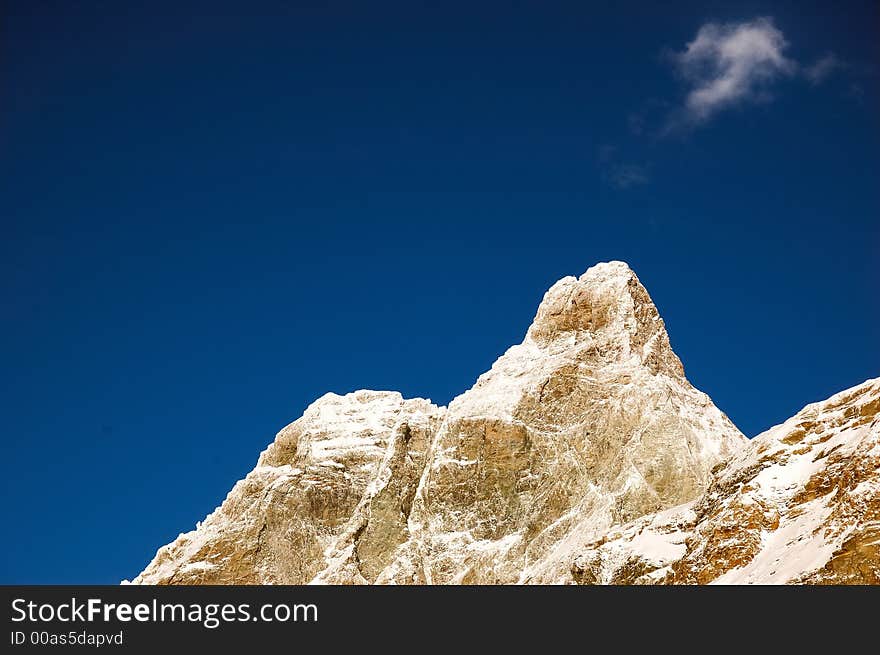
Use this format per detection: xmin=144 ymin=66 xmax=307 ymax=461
xmin=568 ymin=377 xmax=880 ymax=585
xmin=133 ymin=261 xmax=877 ymax=585
xmin=373 ymin=262 xmax=745 ymax=585
xmin=134 ymin=391 xmax=444 ymax=584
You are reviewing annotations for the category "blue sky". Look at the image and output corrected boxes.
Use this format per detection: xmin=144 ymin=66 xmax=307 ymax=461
xmin=1 ymin=1 xmax=877 ymax=583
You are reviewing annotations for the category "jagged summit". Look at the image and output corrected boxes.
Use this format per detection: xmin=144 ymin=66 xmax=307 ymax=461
xmin=453 ymin=261 xmax=687 ymax=421
xmin=529 ymin=262 xmax=669 ymax=347
xmin=414 ymin=263 xmax=744 ymax=584
xmin=131 ymin=263 xmax=875 ymax=585
xmin=257 ymin=390 xmax=440 ymax=469
xmin=528 ymin=262 xmax=677 ymax=368
xmin=133 ymin=262 xmax=745 ymax=584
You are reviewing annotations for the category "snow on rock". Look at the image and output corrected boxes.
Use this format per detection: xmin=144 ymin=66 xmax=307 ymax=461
xmin=568 ymin=377 xmax=880 ymax=585
xmin=398 ymin=261 xmax=745 ymax=584
xmin=137 ymin=261 xmax=880 ymax=586
xmin=134 ymin=391 xmax=445 ymax=584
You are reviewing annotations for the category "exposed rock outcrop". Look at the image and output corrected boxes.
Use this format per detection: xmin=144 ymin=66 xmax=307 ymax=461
xmin=393 ymin=262 xmax=745 ymax=584
xmin=132 ymin=261 xmax=877 ymax=585
xmin=568 ymin=377 xmax=880 ymax=585
xmin=135 ymin=391 xmax=444 ymax=584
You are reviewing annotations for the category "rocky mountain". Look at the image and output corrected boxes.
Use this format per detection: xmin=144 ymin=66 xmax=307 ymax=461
xmin=132 ymin=261 xmax=878 ymax=585
xmin=569 ymin=377 xmax=880 ymax=585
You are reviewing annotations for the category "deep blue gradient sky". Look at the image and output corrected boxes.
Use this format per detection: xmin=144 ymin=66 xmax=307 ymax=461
xmin=2 ymin=1 xmax=877 ymax=583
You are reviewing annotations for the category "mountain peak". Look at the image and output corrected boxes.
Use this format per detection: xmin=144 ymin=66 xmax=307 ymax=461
xmin=526 ymin=261 xmax=684 ymax=378
xmin=133 ymin=262 xmax=749 ymax=585
xmin=131 ymin=264 xmax=877 ymax=585
xmin=583 ymin=259 xmax=635 ymax=276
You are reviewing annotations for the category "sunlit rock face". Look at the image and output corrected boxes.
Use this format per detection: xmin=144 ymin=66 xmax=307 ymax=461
xmin=134 ymin=391 xmax=445 ymax=584
xmin=567 ymin=378 xmax=880 ymax=585
xmin=134 ymin=262 xmax=875 ymax=585
xmin=394 ymin=262 xmax=746 ymax=584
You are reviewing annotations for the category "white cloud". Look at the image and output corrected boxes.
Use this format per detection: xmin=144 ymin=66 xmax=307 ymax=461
xmin=804 ymin=54 xmax=842 ymax=85
xmin=608 ymin=164 xmax=649 ymax=189
xmin=597 ymin=145 xmax=650 ymax=189
xmin=672 ymin=17 xmax=796 ymax=124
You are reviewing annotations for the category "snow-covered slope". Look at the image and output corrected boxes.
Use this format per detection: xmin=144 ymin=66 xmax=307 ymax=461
xmin=568 ymin=377 xmax=880 ymax=585
xmin=133 ymin=262 xmax=877 ymax=585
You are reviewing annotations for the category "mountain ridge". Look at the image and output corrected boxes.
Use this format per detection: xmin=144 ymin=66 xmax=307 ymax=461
xmin=131 ymin=262 xmax=877 ymax=585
